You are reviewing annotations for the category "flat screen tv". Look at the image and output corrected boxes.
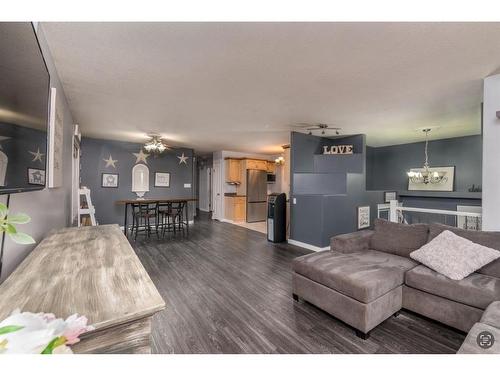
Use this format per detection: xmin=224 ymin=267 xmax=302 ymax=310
xmin=0 ymin=22 xmax=50 ymax=194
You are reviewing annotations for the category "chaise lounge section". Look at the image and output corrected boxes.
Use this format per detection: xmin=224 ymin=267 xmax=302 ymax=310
xmin=292 ymin=219 xmax=500 ymax=345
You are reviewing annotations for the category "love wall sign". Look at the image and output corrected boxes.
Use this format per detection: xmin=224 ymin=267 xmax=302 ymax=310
xmin=322 ymin=145 xmax=354 ymax=155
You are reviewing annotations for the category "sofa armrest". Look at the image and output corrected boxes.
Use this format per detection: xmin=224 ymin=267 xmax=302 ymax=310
xmin=330 ymin=230 xmax=374 ymax=253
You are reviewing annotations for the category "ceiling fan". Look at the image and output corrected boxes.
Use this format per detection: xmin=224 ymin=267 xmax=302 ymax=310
xmin=293 ymin=123 xmax=342 ymax=135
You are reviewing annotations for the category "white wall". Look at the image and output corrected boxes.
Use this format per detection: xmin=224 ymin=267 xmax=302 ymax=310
xmin=0 ymin=24 xmax=74 ymax=282
xmin=482 ymin=74 xmax=500 ymax=230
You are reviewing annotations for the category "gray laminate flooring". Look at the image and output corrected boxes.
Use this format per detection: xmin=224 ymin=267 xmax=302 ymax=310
xmin=132 ymin=212 xmax=465 ymax=354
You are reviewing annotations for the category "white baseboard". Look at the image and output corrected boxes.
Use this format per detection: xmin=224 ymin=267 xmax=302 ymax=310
xmin=199 ymin=208 xmax=210 ymax=213
xmin=287 ymin=239 xmax=329 ymax=252
xmin=220 ymin=218 xmax=234 ymax=224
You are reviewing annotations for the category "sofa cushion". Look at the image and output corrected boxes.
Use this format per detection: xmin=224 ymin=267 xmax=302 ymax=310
xmin=428 ymin=223 xmax=500 ymax=279
xmin=405 ymin=265 xmax=500 ymax=309
xmin=410 ymin=230 xmax=500 ymax=280
xmin=480 ymin=301 xmax=500 ymax=330
xmin=370 ymin=219 xmax=428 ymax=258
xmin=292 ymin=249 xmax=417 ymax=304
xmin=330 ymin=230 xmax=374 ymax=254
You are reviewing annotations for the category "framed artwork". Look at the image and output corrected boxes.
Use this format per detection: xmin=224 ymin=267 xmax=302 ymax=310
xmin=102 ymin=173 xmax=119 ymax=188
xmin=357 ymin=206 xmax=370 ymax=230
xmin=154 ymin=172 xmax=170 ymax=187
xmin=408 ymin=166 xmax=455 ymax=192
xmin=384 ymin=191 xmax=397 ymax=203
xmin=48 ymin=87 xmax=64 ymax=188
xmin=27 ymin=168 xmax=46 ymax=186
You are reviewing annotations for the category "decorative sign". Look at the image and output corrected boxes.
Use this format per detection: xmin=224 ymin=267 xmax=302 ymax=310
xmin=102 ymin=173 xmax=119 ymax=188
xmin=357 ymin=206 xmax=370 ymax=230
xmin=322 ymin=145 xmax=353 ymax=155
xmin=154 ymin=172 xmax=170 ymax=187
xmin=48 ymin=87 xmax=64 ymax=188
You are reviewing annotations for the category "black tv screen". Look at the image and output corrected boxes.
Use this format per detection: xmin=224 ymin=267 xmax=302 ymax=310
xmin=0 ymin=22 xmax=50 ymax=194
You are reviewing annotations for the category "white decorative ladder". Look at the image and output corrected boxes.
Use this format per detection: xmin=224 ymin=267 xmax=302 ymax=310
xmin=78 ymin=187 xmax=97 ymax=226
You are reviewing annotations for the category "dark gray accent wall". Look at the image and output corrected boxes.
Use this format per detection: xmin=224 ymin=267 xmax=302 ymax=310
xmin=80 ymin=137 xmax=195 ymax=226
xmin=366 ymin=135 xmax=482 ymax=192
xmin=290 ymin=132 xmax=383 ymax=248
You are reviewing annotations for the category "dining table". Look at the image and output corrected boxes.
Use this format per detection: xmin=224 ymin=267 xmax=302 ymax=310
xmin=115 ymin=197 xmax=198 ymax=237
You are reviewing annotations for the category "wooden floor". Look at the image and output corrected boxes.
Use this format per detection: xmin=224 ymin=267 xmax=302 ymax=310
xmin=132 ymin=212 xmax=465 ymax=354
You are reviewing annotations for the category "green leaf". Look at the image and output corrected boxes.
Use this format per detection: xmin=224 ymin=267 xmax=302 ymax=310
xmin=3 ymin=224 xmax=16 ymax=234
xmin=0 ymin=203 xmax=8 ymax=220
xmin=0 ymin=325 xmax=24 ymax=335
xmin=41 ymin=337 xmax=59 ymax=354
xmin=6 ymin=213 xmax=31 ymax=225
xmin=8 ymin=232 xmax=35 ymax=245
xmin=41 ymin=336 xmax=66 ymax=354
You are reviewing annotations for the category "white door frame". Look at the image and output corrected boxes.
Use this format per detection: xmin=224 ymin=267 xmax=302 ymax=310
xmin=212 ymin=159 xmax=222 ymax=220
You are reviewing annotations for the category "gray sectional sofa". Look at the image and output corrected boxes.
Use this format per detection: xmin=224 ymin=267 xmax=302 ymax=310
xmin=292 ymin=219 xmax=500 ymax=347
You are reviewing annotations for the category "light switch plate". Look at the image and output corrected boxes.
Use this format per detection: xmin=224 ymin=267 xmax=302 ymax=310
xmin=184 ymin=183 xmax=191 ymax=188
xmin=293 ymin=197 xmax=297 ymax=204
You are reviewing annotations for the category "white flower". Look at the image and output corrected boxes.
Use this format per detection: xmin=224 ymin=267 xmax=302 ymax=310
xmin=0 ymin=310 xmax=66 ymax=354
xmin=0 ymin=309 xmax=93 ymax=354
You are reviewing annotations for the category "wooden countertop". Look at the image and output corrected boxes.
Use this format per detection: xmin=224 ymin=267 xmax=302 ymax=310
xmin=0 ymin=224 xmax=165 ymax=331
xmin=115 ymin=197 xmax=197 ymax=205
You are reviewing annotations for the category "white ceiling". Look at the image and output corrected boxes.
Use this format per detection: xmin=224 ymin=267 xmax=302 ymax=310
xmin=41 ymin=22 xmax=500 ymax=154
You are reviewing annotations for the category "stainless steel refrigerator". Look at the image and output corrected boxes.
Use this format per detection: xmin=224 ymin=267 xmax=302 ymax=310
xmin=246 ymin=169 xmax=268 ymax=222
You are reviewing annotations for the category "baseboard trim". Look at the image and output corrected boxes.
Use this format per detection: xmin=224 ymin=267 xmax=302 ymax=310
xmin=199 ymin=208 xmax=210 ymax=213
xmin=287 ymin=239 xmax=329 ymax=252
xmin=220 ymin=219 xmax=234 ymax=224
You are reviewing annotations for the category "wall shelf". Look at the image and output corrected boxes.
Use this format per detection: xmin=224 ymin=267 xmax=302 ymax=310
xmin=397 ymin=190 xmax=482 ymax=200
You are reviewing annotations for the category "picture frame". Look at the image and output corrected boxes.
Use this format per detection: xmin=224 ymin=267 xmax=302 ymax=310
xmin=154 ymin=172 xmax=170 ymax=187
xmin=384 ymin=191 xmax=397 ymax=203
xmin=27 ymin=168 xmax=46 ymax=186
xmin=102 ymin=173 xmax=119 ymax=188
xmin=408 ymin=166 xmax=455 ymax=192
xmin=357 ymin=205 xmax=370 ymax=230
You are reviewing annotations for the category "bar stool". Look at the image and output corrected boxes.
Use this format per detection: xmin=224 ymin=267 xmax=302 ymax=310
xmin=131 ymin=202 xmax=159 ymax=240
xmin=157 ymin=202 xmax=174 ymax=237
xmin=170 ymin=201 xmax=187 ymax=234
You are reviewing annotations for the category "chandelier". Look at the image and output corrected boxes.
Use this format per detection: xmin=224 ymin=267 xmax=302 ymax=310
xmin=144 ymin=135 xmax=169 ymax=154
xmin=407 ymin=129 xmax=448 ymax=185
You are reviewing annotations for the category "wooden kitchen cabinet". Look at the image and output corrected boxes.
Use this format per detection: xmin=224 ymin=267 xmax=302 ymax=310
xmin=224 ymin=196 xmax=246 ymax=222
xmin=246 ymin=159 xmax=267 ymax=171
xmin=225 ymin=158 xmax=241 ymax=183
xmin=266 ymin=161 xmax=276 ymax=174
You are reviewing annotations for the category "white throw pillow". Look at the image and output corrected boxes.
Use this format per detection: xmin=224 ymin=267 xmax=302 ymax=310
xmin=410 ymin=230 xmax=500 ymax=280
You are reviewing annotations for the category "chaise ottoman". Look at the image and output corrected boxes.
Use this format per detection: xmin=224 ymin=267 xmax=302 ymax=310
xmin=292 ymin=248 xmax=417 ymax=338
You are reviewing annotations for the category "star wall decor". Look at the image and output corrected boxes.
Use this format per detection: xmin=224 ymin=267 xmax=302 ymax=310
xmin=177 ymin=153 xmax=189 ymax=165
xmin=103 ymin=154 xmax=118 ymax=168
xmin=29 ymin=148 xmax=45 ymax=163
xmin=133 ymin=149 xmax=150 ymax=164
